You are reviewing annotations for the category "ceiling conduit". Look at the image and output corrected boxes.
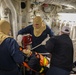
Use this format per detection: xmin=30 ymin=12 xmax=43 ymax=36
xmin=4 ymin=0 xmax=18 ymax=39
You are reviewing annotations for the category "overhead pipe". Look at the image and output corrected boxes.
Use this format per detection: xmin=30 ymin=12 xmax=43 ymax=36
xmin=25 ymin=0 xmax=31 ymax=26
xmin=18 ymin=1 xmax=22 ymax=30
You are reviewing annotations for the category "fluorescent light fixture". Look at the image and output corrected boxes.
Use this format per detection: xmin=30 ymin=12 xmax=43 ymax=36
xmin=62 ymin=4 xmax=75 ymax=9
xmin=58 ymin=13 xmax=76 ymax=22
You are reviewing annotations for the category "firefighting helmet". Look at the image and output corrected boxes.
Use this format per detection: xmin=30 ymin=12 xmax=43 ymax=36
xmin=0 ymin=20 xmax=11 ymax=35
xmin=33 ymin=16 xmax=46 ymax=37
xmin=22 ymin=34 xmax=32 ymax=49
xmin=33 ymin=16 xmax=43 ymax=29
xmin=61 ymin=26 xmax=70 ymax=34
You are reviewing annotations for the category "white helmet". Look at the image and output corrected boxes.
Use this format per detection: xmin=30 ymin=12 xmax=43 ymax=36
xmin=61 ymin=26 xmax=70 ymax=34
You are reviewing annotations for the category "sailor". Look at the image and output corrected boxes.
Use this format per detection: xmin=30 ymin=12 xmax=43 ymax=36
xmin=17 ymin=16 xmax=54 ymax=53
xmin=45 ymin=26 xmax=73 ymax=75
xmin=0 ymin=20 xmax=25 ymax=75
xmin=17 ymin=16 xmax=54 ymax=75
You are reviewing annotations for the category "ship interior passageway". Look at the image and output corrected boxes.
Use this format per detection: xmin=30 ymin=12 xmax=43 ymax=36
xmin=0 ymin=0 xmax=76 ymax=75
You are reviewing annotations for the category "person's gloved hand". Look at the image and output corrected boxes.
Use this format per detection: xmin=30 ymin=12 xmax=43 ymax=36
xmin=23 ymin=49 xmax=32 ymax=57
xmin=41 ymin=34 xmax=50 ymax=45
xmin=17 ymin=35 xmax=23 ymax=46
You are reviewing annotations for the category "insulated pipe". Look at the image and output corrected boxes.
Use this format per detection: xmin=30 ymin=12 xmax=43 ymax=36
xmin=25 ymin=0 xmax=30 ymax=26
xmin=4 ymin=0 xmax=18 ymax=39
xmin=18 ymin=1 xmax=22 ymax=30
xmin=18 ymin=7 xmax=22 ymax=30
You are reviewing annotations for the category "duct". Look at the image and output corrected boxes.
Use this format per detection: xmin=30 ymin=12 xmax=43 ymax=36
xmin=4 ymin=0 xmax=18 ymax=39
